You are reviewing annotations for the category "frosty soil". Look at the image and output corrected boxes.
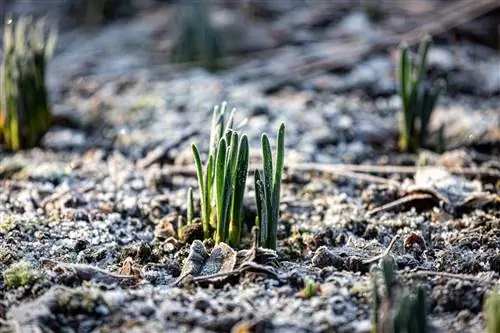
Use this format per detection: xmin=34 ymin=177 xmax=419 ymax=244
xmin=0 ymin=146 xmax=498 ymax=332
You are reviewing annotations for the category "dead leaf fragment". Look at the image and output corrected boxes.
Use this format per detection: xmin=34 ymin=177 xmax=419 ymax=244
xmin=41 ymin=259 xmax=140 ymax=286
xmin=177 ymin=230 xmax=279 ymax=285
xmin=369 ymin=167 xmax=497 ymax=215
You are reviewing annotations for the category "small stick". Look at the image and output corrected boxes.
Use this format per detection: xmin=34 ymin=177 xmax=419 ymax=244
xmin=40 ymin=184 xmax=95 ymax=210
xmin=173 ymin=269 xmax=242 ymax=286
xmin=192 ymin=270 xmax=242 ymax=282
xmin=363 ymin=234 xmax=400 ymax=265
xmin=137 ymin=125 xmax=199 ymax=169
xmin=162 ymin=162 xmax=500 ymax=180
xmin=367 ymin=193 xmax=435 ymax=216
xmin=288 ymin=162 xmax=500 ymax=179
xmin=330 ymin=169 xmax=400 ymax=185
xmin=162 ymin=164 xmax=396 ymax=185
xmin=404 ymin=270 xmax=498 ymax=285
xmin=290 ymin=0 xmax=500 ymax=75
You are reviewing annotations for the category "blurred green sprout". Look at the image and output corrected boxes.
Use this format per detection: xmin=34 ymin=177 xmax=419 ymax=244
xmin=372 ymin=256 xmax=431 ymax=333
xmin=0 ymin=16 xmax=57 ymax=151
xmin=398 ymin=36 xmax=444 ymax=153
xmin=170 ymin=2 xmax=222 ymax=71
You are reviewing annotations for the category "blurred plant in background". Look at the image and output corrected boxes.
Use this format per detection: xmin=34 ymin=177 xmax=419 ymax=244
xmin=371 ymin=256 xmax=432 ymax=333
xmin=66 ymin=0 xmax=135 ymax=25
xmin=170 ymin=1 xmax=223 ymax=71
xmin=0 ymin=16 xmax=57 ymax=151
xmin=398 ymin=36 xmax=445 ymax=153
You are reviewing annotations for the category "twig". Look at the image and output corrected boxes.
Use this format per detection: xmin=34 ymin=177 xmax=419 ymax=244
xmin=391 ymin=0 xmax=500 ymax=47
xmin=40 ymin=184 xmax=95 ymax=210
xmin=404 ymin=270 xmax=499 ymax=285
xmin=172 ymin=271 xmax=237 ymax=287
xmin=291 ymin=0 xmax=500 ymax=75
xmin=136 ymin=125 xmax=199 ymax=169
xmin=288 ymin=163 xmax=500 ymax=179
xmin=162 ymin=163 xmax=398 ymax=185
xmin=192 ymin=270 xmax=242 ymax=283
xmin=326 ymin=169 xmax=399 ymax=185
xmin=367 ymin=193 xmax=435 ymax=216
xmin=363 ymin=234 xmax=400 ymax=265
xmin=162 ymin=162 xmax=500 ymax=182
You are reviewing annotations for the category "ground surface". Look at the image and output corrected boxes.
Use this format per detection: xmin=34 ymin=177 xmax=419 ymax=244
xmin=0 ymin=1 xmax=499 ymax=333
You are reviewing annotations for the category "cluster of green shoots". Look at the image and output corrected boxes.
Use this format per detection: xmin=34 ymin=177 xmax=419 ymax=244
xmin=170 ymin=1 xmax=222 ymax=72
xmin=189 ymin=102 xmax=285 ymax=249
xmin=398 ymin=36 xmax=444 ymax=153
xmin=0 ymin=16 xmax=57 ymax=151
xmin=371 ymin=256 xmax=429 ymax=333
xmin=371 ymin=257 xmax=500 ymax=333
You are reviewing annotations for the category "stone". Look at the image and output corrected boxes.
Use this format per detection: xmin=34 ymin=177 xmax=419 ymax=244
xmin=428 ymin=47 xmax=456 ymax=72
xmin=312 ymin=246 xmax=345 ymax=269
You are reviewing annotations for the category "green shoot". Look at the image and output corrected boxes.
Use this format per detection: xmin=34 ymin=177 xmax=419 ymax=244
xmin=215 ymin=136 xmax=231 ymax=243
xmin=192 ymin=144 xmax=213 ymax=239
xmin=0 ymin=16 xmax=57 ymax=151
xmin=228 ymin=134 xmax=249 ymax=246
xmin=485 ymin=290 xmax=500 ymax=333
xmin=209 ymin=102 xmax=234 ymax=161
xmin=382 ymin=255 xmax=396 ymax=300
xmin=187 ymin=187 xmax=194 ymax=224
xmin=371 ymin=270 xmax=381 ymax=330
xmin=177 ymin=215 xmax=184 ymax=240
xmin=398 ymin=36 xmax=445 ymax=152
xmin=300 ymin=277 xmax=320 ymax=299
xmin=255 ymin=123 xmax=285 ymax=250
xmin=371 ymin=255 xmax=431 ymax=333
xmin=214 ymin=131 xmax=249 ymax=245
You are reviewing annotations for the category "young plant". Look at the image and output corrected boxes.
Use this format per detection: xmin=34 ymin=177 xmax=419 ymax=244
xmin=0 ymin=16 xmax=57 ymax=151
xmin=254 ymin=123 xmax=285 ymax=250
xmin=192 ymin=102 xmax=249 ymax=246
xmin=170 ymin=1 xmax=222 ymax=71
xmin=398 ymin=36 xmax=444 ymax=152
xmin=186 ymin=187 xmax=194 ymax=224
xmin=371 ymin=255 xmax=431 ymax=333
xmin=177 ymin=215 xmax=184 ymax=240
xmin=485 ymin=290 xmax=500 ymax=333
xmin=299 ymin=277 xmax=321 ymax=299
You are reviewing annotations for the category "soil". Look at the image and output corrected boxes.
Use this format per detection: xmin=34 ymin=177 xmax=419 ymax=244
xmin=0 ymin=1 xmax=499 ymax=333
